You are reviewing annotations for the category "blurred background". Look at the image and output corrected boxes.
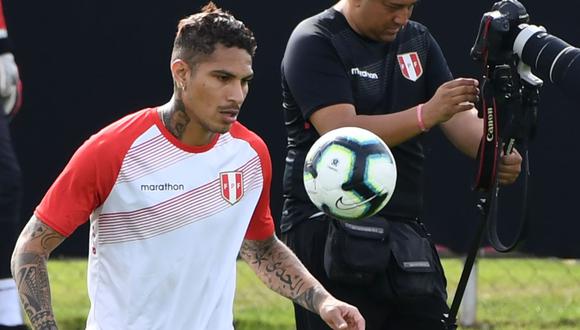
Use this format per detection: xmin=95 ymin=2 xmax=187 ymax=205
xmin=5 ymin=0 xmax=579 ymax=258
xmin=4 ymin=0 xmax=579 ymax=328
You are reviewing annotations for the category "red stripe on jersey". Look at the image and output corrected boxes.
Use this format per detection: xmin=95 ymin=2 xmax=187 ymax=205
xmin=35 ymin=109 xmax=158 ymax=236
xmin=97 ymin=156 xmax=263 ymax=244
xmin=398 ymin=56 xmax=409 ymax=79
xmin=117 ymin=135 xmax=192 ymax=183
xmin=411 ymin=53 xmax=423 ymax=77
xmin=229 ymin=122 xmax=275 ymax=240
xmin=0 ymin=1 xmax=6 ymax=31
xmin=235 ymin=172 xmax=243 ymax=199
xmin=222 ymin=173 xmax=230 ymax=200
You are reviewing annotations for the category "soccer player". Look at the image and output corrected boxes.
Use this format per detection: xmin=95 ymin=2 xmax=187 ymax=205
xmin=0 ymin=0 xmax=25 ymax=328
xmin=280 ymin=0 xmax=522 ymax=329
xmin=10 ymin=3 xmax=365 ymax=330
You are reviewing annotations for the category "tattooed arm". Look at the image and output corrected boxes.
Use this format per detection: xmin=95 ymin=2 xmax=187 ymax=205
xmin=239 ymin=235 xmax=365 ymax=330
xmin=10 ymin=215 xmax=66 ymax=330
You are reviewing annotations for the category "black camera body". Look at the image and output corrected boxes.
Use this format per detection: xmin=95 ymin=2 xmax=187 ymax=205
xmin=471 ymin=0 xmax=529 ymax=64
xmin=447 ymin=3 xmax=580 ymax=328
xmin=472 ymin=0 xmax=580 ymax=102
xmin=469 ymin=1 xmax=540 ymax=192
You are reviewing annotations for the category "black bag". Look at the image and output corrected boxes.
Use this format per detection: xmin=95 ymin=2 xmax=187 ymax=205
xmin=385 ymin=221 xmax=447 ymax=299
xmin=323 ymin=215 xmax=391 ymax=285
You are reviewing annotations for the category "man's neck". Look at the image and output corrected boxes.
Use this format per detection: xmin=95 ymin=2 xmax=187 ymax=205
xmin=334 ymin=0 xmax=363 ymax=38
xmin=158 ymin=98 xmax=214 ymax=146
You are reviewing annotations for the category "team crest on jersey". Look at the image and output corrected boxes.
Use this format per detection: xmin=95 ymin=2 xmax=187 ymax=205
xmin=220 ymin=171 xmax=244 ymax=205
xmin=397 ymin=52 xmax=423 ymax=82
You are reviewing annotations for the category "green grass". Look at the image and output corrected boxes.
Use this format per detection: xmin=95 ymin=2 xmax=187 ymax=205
xmin=46 ymin=259 xmax=91 ymax=330
xmin=43 ymin=258 xmax=580 ymax=330
xmin=234 ymin=262 xmax=295 ymax=330
xmin=445 ymin=259 xmax=580 ymax=330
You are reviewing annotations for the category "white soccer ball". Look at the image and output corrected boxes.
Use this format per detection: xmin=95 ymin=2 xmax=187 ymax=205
xmin=303 ymin=127 xmax=397 ymax=221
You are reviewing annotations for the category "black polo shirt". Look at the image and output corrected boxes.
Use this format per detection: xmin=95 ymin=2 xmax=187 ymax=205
xmin=280 ymin=8 xmax=452 ymax=231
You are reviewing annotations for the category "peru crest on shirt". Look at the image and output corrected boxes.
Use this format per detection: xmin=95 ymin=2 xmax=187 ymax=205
xmin=220 ymin=171 xmax=244 ymax=205
xmin=397 ymin=52 xmax=423 ymax=82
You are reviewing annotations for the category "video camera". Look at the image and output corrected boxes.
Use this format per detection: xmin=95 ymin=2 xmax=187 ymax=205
xmin=471 ymin=0 xmax=580 ymax=102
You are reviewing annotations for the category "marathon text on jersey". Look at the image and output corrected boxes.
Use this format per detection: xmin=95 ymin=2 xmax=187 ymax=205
xmin=140 ymin=183 xmax=185 ymax=191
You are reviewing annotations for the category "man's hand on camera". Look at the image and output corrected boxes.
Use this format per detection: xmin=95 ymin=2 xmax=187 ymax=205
xmin=422 ymin=78 xmax=480 ymax=128
xmin=498 ymin=148 xmax=523 ymax=185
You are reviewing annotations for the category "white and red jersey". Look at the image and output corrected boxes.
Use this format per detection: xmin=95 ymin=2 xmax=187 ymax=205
xmin=35 ymin=108 xmax=275 ymax=330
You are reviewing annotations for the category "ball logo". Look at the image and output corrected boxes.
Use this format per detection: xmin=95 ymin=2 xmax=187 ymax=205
xmin=335 ymin=194 xmax=381 ymax=210
xmin=303 ymin=127 xmax=397 ymax=221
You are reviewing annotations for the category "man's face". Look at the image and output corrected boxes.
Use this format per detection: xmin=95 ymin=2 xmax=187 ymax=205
xmin=181 ymin=44 xmax=253 ymax=136
xmin=354 ymin=0 xmax=417 ymax=42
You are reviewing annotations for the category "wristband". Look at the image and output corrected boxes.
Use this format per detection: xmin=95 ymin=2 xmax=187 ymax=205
xmin=416 ymin=103 xmax=429 ymax=132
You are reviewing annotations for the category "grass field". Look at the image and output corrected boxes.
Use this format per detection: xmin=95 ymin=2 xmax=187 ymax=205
xmin=44 ymin=258 xmax=580 ymax=329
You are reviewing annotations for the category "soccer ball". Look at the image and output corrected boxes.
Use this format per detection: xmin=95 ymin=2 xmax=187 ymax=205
xmin=303 ymin=127 xmax=397 ymax=221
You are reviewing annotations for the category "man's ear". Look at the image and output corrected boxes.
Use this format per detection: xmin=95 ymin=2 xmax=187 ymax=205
xmin=170 ymin=59 xmax=189 ymax=88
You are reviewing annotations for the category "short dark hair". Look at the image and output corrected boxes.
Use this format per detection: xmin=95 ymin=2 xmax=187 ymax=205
xmin=172 ymin=2 xmax=257 ymax=67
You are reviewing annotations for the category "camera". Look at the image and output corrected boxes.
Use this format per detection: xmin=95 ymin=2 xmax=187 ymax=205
xmin=447 ymin=4 xmax=580 ymax=328
xmin=513 ymin=24 xmax=580 ymax=101
xmin=469 ymin=0 xmax=580 ymax=191
xmin=471 ymin=0 xmax=529 ymax=65
xmin=471 ymin=0 xmax=580 ymax=102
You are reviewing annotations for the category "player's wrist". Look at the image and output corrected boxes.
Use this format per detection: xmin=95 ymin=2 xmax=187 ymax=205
xmin=416 ymin=103 xmax=434 ymax=132
xmin=311 ymin=285 xmax=332 ymax=314
xmin=416 ymin=104 xmax=428 ymax=132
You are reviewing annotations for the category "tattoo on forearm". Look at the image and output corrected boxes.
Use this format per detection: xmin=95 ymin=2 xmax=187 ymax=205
xmin=15 ymin=253 xmax=57 ymax=329
xmin=11 ymin=218 xmax=62 ymax=330
xmin=240 ymin=237 xmax=327 ymax=313
xmin=29 ymin=310 xmax=58 ymax=330
xmin=240 ymin=236 xmax=275 ymax=268
xmin=294 ymin=285 xmax=326 ymax=313
xmin=23 ymin=220 xmax=63 ymax=250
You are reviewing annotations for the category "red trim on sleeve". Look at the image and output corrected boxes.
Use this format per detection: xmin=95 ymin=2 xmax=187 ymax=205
xmin=0 ymin=2 xmax=6 ymax=30
xmin=35 ymin=109 xmax=157 ymax=236
xmin=229 ymin=122 xmax=275 ymax=240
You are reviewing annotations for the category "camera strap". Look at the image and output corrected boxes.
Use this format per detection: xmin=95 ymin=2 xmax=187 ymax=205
xmin=473 ymin=78 xmax=499 ymax=192
xmin=473 ymin=62 xmax=538 ymax=252
xmin=471 ymin=60 xmax=536 ymax=249
xmin=447 ymin=2 xmax=541 ymax=328
xmin=447 ymin=62 xmax=539 ymax=330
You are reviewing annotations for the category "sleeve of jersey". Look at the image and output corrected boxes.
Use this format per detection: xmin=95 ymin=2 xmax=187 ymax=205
xmin=0 ymin=0 xmax=13 ymax=54
xmin=282 ymin=29 xmax=353 ymax=120
xmin=426 ymin=32 xmax=454 ymax=97
xmin=34 ymin=135 xmax=122 ymax=237
xmin=244 ymin=136 xmax=275 ymax=241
